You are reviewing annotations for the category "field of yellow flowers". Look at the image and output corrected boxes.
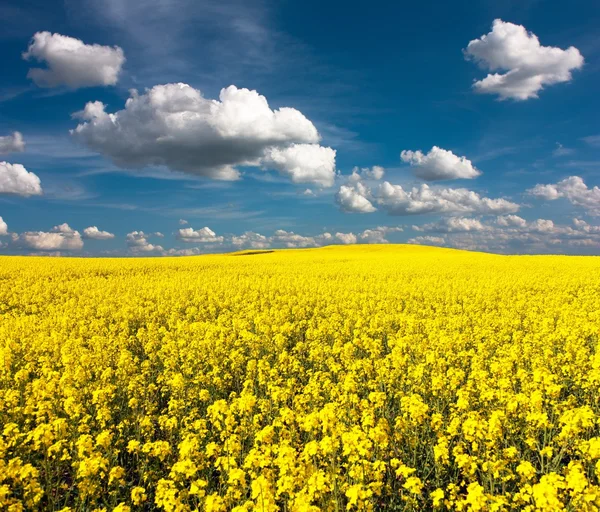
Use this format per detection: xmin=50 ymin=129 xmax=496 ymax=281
xmin=1 ymin=245 xmax=600 ymax=511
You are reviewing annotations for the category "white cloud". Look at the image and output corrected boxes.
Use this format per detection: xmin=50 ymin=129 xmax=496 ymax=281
xmin=407 ymin=236 xmax=446 ymax=246
xmin=0 ymin=217 xmax=7 ymax=236
xmin=528 ymin=176 xmax=600 ymax=215
xmin=414 ymin=217 xmax=488 ymax=233
xmin=231 ymin=231 xmax=270 ymax=249
xmin=401 ymin=146 xmax=481 ymax=180
xmin=15 ymin=223 xmax=83 ymax=251
xmin=359 ymin=226 xmax=403 ymax=244
xmin=349 ymin=165 xmax=385 ymax=182
xmin=71 ymin=83 xmax=335 ymax=186
xmin=83 ymin=226 xmax=115 ymax=240
xmin=261 ymin=144 xmax=336 ymax=187
xmin=126 ymin=231 xmax=164 ymax=253
xmin=376 ymin=182 xmax=519 ymax=216
xmin=335 ymin=182 xmax=376 ymax=213
xmin=496 ymin=215 xmax=527 ymax=227
xmin=464 ymin=19 xmax=584 ymax=100
xmin=179 ymin=219 xmax=188 ymax=225
xmin=0 ymin=132 xmax=25 ymax=154
xmin=271 ymin=230 xmax=318 ymax=248
xmin=334 ymin=232 xmax=357 ymax=244
xmin=0 ymin=162 xmax=43 ymax=196
xmin=23 ymin=31 xmax=125 ymax=89
xmin=176 ymin=226 xmax=224 ymax=243
xmin=414 ymin=215 xmax=600 ymax=253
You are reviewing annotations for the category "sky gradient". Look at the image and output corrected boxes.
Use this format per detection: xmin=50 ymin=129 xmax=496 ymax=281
xmin=1 ymin=0 xmax=600 ymax=255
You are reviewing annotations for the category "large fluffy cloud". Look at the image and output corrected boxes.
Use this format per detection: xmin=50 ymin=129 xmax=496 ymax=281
xmin=528 ymin=176 xmax=600 ymax=215
xmin=0 ymin=132 xmax=25 ymax=154
xmin=15 ymin=223 xmax=83 ymax=251
xmin=401 ymin=147 xmax=481 ymax=181
xmin=464 ymin=19 xmax=584 ymax=100
xmin=0 ymin=162 xmax=43 ymax=196
xmin=336 ymin=182 xmax=377 ymax=213
xmin=23 ymin=32 xmax=125 ymax=88
xmin=71 ymin=83 xmax=336 ymax=186
xmin=83 ymin=226 xmax=115 ymax=240
xmin=0 ymin=216 xmax=7 ymax=236
xmin=176 ymin=227 xmax=224 ymax=243
xmin=261 ymin=144 xmax=336 ymax=187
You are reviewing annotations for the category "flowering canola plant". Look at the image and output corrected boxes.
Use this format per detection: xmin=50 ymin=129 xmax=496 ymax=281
xmin=1 ymin=245 xmax=600 ymax=511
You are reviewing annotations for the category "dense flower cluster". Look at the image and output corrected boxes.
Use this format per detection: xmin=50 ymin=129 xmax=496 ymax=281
xmin=1 ymin=245 xmax=600 ymax=511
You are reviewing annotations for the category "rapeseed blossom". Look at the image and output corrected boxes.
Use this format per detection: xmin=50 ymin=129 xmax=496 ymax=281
xmin=1 ymin=245 xmax=600 ymax=510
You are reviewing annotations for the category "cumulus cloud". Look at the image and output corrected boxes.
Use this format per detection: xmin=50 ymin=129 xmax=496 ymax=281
xmin=0 ymin=132 xmax=25 ymax=154
xmin=261 ymin=144 xmax=336 ymax=187
xmin=496 ymin=215 xmax=527 ymax=228
xmin=0 ymin=216 xmax=7 ymax=236
xmin=126 ymin=231 xmax=164 ymax=253
xmin=23 ymin=31 xmax=125 ymax=89
xmin=231 ymin=231 xmax=270 ymax=249
xmin=527 ymin=176 xmax=600 ymax=215
xmin=334 ymin=232 xmax=357 ymax=244
xmin=176 ymin=226 xmax=224 ymax=243
xmin=71 ymin=83 xmax=335 ymax=186
xmin=271 ymin=230 xmax=319 ymax=248
xmin=0 ymin=162 xmax=43 ymax=196
xmin=15 ymin=223 xmax=83 ymax=251
xmin=376 ymin=182 xmax=519 ymax=216
xmin=414 ymin=217 xmax=488 ymax=233
xmin=407 ymin=236 xmax=446 ymax=246
xmin=400 ymin=147 xmax=481 ymax=180
xmin=359 ymin=226 xmax=403 ymax=244
xmin=179 ymin=219 xmax=188 ymax=225
xmin=464 ymin=19 xmax=584 ymax=100
xmin=83 ymin=226 xmax=115 ymax=240
xmin=336 ymin=182 xmax=376 ymax=213
xmin=349 ymin=166 xmax=385 ymax=182
xmin=411 ymin=215 xmax=600 ymax=253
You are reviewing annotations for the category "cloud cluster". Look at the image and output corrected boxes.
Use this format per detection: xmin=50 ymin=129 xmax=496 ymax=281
xmin=126 ymin=231 xmax=164 ymax=253
xmin=413 ymin=217 xmax=487 ymax=233
xmin=336 ymin=181 xmax=377 ymax=213
xmin=176 ymin=226 xmax=225 ymax=243
xmin=0 ymin=132 xmax=25 ymax=154
xmin=0 ymin=162 xmax=43 ymax=196
xmin=336 ymin=162 xmax=515 ymax=216
xmin=410 ymin=215 xmax=600 ymax=253
xmin=23 ymin=32 xmax=125 ymax=89
xmin=528 ymin=176 xmax=600 ymax=215
xmin=401 ymin=147 xmax=481 ymax=181
xmin=71 ymin=83 xmax=336 ymax=186
xmin=349 ymin=166 xmax=385 ymax=182
xmin=14 ymin=223 xmax=83 ymax=251
xmin=359 ymin=226 xmax=403 ymax=244
xmin=83 ymin=226 xmax=115 ymax=240
xmin=408 ymin=236 xmax=446 ymax=246
xmin=0 ymin=216 xmax=7 ymax=236
xmin=464 ymin=19 xmax=584 ymax=100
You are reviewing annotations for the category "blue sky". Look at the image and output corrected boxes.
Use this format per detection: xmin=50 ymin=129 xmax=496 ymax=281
xmin=0 ymin=0 xmax=599 ymax=255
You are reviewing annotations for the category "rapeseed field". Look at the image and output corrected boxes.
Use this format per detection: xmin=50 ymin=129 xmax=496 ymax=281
xmin=1 ymin=245 xmax=600 ymax=511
